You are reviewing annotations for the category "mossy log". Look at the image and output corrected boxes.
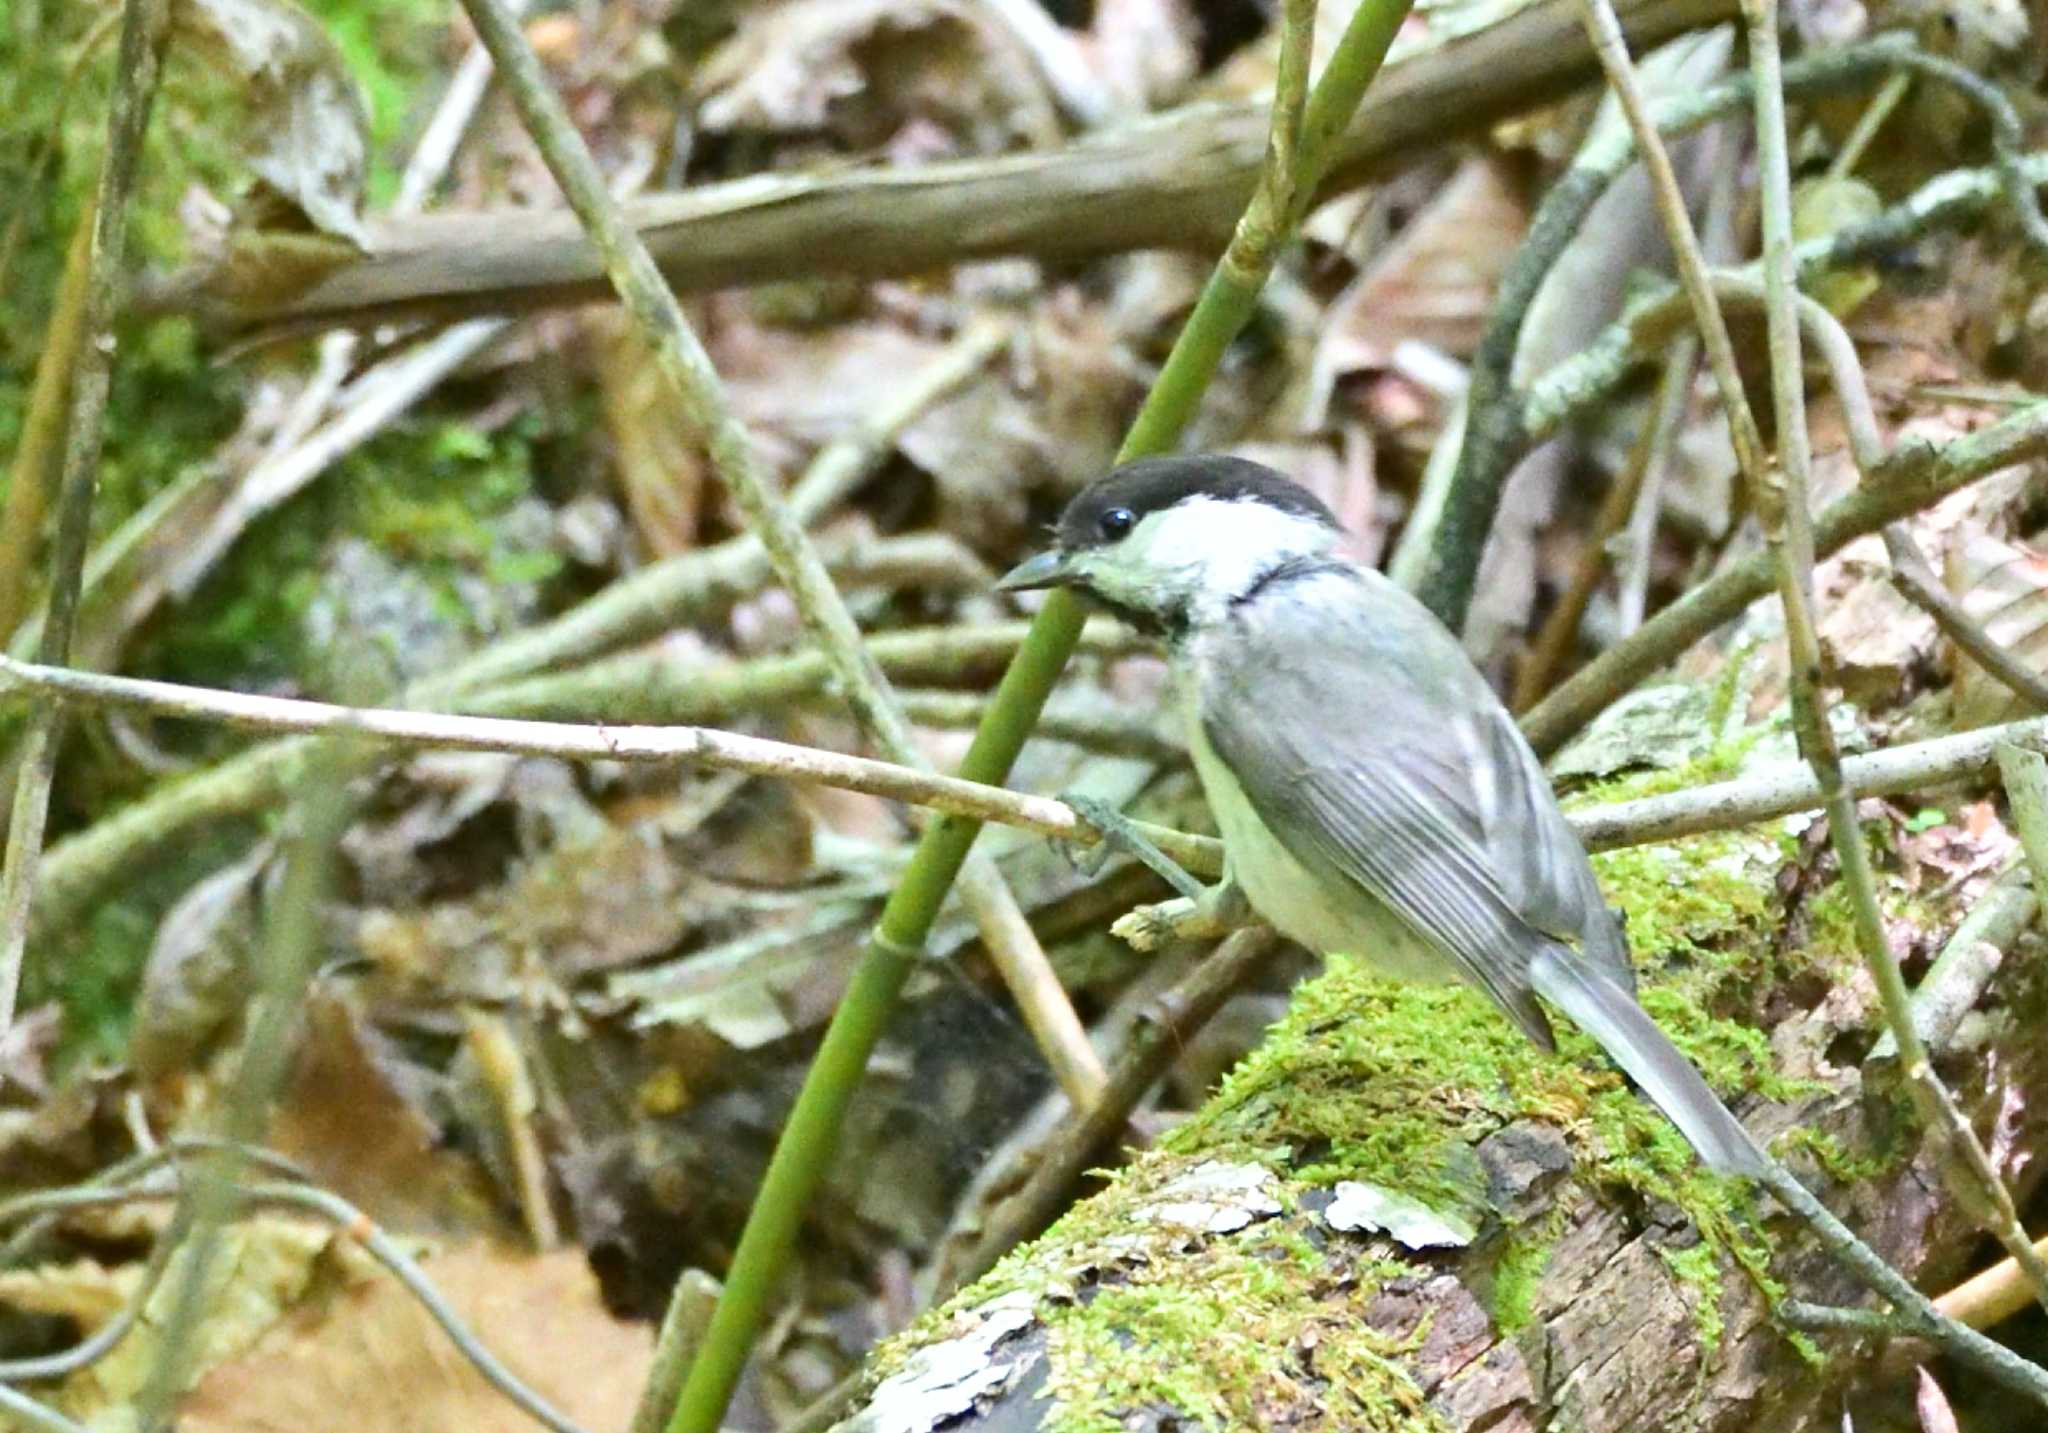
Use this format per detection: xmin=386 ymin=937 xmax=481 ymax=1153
xmin=835 ymin=759 xmax=2048 ymax=1431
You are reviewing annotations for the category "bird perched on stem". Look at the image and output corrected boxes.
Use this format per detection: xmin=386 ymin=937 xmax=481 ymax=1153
xmin=999 ymin=454 xmax=1766 ymax=1176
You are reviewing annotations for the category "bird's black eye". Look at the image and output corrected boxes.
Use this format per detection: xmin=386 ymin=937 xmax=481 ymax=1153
xmin=1098 ymin=507 xmax=1135 ymax=540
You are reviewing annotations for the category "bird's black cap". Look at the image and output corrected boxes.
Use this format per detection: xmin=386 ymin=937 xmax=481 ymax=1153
xmin=1054 ymin=455 xmax=1339 ymax=550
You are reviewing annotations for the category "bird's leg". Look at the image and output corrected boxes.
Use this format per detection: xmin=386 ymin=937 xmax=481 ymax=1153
xmin=1061 ymin=793 xmax=1206 ymax=899
xmin=1060 ymin=793 xmax=1250 ymax=952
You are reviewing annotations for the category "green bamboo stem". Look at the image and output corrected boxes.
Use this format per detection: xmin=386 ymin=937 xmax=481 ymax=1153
xmin=662 ymin=2 xmax=1416 ymax=1430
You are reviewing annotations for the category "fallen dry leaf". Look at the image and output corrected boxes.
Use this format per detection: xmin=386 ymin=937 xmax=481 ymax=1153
xmin=1815 ymin=533 xmax=1939 ymax=709
xmin=1945 ymin=529 xmax=2048 ymax=728
xmin=268 ymin=988 xmax=506 ymax=1240
xmin=1314 ymin=155 xmax=1527 ymax=378
xmin=172 ymin=0 xmax=370 ymax=245
xmin=178 ymin=1245 xmax=652 ymax=1433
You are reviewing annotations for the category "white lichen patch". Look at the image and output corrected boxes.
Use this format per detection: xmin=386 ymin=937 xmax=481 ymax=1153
xmin=1325 ymin=1180 xmax=1478 ymax=1250
xmin=841 ymin=1290 xmax=1038 ymax=1433
xmin=1133 ymin=1159 xmax=1283 ymax=1234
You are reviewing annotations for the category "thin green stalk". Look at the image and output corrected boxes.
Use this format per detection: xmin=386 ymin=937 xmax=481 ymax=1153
xmin=0 ymin=204 xmax=95 ymax=646
xmin=663 ymin=2 xmax=1416 ymax=1430
xmin=132 ymin=743 xmax=358 ymax=1424
xmin=0 ymin=0 xmax=170 ymax=1038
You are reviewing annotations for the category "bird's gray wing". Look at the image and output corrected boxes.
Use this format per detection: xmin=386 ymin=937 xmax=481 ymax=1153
xmin=1467 ymin=695 xmax=1635 ymax=985
xmin=1197 ymin=568 xmax=1629 ymax=1041
xmin=1197 ymin=567 xmax=1766 ymax=1175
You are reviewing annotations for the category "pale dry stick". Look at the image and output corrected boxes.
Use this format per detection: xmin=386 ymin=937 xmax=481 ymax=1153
xmin=0 ymin=656 xmax=1224 ymax=875
xmin=25 ymin=614 xmax=1138 ymax=942
xmin=1938 ymin=1229 xmax=2048 ymax=1330
xmin=1574 ymin=705 xmax=2048 ymax=847
xmin=974 ymin=0 xmax=1119 ymax=126
xmin=0 ymin=0 xmax=171 ymax=1039
xmin=962 ymin=866 xmax=1108 ymax=1107
xmin=396 ymin=12 xmax=509 ymax=212
xmin=463 ymin=1010 xmax=561 ymax=1251
xmin=44 ymin=645 xmax=2048 ymax=873
xmin=458 ymin=0 xmax=1103 ymax=1121
xmin=1613 ymin=336 xmax=1696 ymax=633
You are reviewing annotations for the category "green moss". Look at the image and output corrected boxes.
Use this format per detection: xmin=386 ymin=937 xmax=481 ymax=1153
xmin=30 ymin=821 xmax=257 ymax=1065
xmin=138 ymin=410 xmax=560 ymax=698
xmin=1168 ymin=966 xmax=1587 ymax=1207
xmin=1040 ymin=1218 xmax=1439 ymax=1433
xmin=1593 ymin=835 xmax=1774 ymax=969
xmin=1487 ymin=1213 xmax=1561 ymax=1334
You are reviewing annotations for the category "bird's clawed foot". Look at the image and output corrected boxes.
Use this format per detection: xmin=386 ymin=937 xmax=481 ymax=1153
xmin=1059 ymin=792 xmax=1250 ymax=951
xmin=1109 ymin=879 xmax=1251 ymax=952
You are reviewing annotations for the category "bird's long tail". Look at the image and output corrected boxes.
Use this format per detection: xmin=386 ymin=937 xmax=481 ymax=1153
xmin=1529 ymin=945 xmax=1769 ymax=1177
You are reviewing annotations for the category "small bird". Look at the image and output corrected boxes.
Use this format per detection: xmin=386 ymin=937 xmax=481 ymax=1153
xmin=998 ymin=454 xmax=1766 ymax=1176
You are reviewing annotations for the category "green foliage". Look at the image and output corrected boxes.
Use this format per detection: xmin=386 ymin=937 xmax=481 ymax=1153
xmin=30 ymin=822 xmax=256 ymax=1065
xmin=140 ymin=410 xmax=561 ymax=696
xmin=1486 ymin=1211 xmax=1561 ymax=1334
xmin=299 ymin=0 xmax=446 ymax=205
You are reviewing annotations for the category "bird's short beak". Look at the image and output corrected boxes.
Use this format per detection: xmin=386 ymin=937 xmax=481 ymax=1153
xmin=995 ymin=548 xmax=1077 ymax=593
